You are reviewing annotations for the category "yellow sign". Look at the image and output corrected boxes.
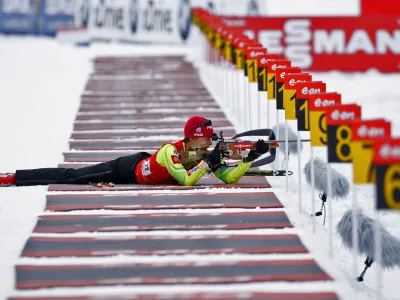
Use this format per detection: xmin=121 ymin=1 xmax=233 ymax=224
xmin=218 ymin=37 xmax=225 ymax=54
xmin=383 ymin=165 xmax=400 ymax=209
xmin=376 ymin=164 xmax=400 ymax=210
xmin=267 ymin=73 xmax=276 ymax=100
xmin=258 ymin=67 xmax=267 ymax=91
xmin=208 ymin=29 xmax=216 ymax=47
xmin=373 ymin=139 xmax=400 ymax=210
xmin=282 ymin=74 xmax=312 ymax=120
xmin=327 ymin=125 xmax=353 ymax=163
xmin=247 ymin=59 xmax=258 ymax=83
xmin=225 ymin=40 xmax=232 ymax=62
xmin=352 ymin=141 xmax=375 ymax=184
xmin=235 ymin=49 xmax=245 ymax=70
xmin=214 ymin=33 xmax=221 ymax=50
xmin=310 ymin=111 xmax=327 ymax=146
xmin=284 ymin=88 xmax=296 ymax=120
xmin=296 ymin=99 xmax=309 ymax=131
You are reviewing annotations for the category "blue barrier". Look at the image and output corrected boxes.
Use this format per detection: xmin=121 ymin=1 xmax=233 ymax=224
xmin=0 ymin=0 xmax=85 ymax=36
xmin=39 ymin=0 xmax=77 ymax=36
xmin=0 ymin=0 xmax=38 ymax=34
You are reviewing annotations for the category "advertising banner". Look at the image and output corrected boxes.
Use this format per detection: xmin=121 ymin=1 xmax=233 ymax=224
xmin=222 ymin=15 xmax=400 ymax=72
xmin=39 ymin=0 xmax=89 ymax=36
xmin=193 ymin=0 xmax=265 ymax=16
xmin=88 ymin=0 xmax=192 ymax=43
xmin=0 ymin=0 xmax=38 ymax=34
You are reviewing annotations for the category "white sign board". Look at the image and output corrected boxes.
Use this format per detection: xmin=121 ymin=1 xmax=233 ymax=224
xmin=88 ymin=0 xmax=192 ymax=43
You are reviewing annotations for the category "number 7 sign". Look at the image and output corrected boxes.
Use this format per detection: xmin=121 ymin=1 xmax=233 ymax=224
xmin=351 ymin=119 xmax=391 ymax=184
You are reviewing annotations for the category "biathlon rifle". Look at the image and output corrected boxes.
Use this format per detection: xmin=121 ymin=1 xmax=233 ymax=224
xmin=179 ymin=129 xmax=274 ymax=167
xmin=180 ymin=128 xmax=310 ymax=168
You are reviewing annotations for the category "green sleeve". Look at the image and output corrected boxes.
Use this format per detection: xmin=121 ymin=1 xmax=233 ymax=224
xmin=159 ymin=144 xmax=209 ymax=186
xmin=213 ymin=160 xmax=252 ymax=184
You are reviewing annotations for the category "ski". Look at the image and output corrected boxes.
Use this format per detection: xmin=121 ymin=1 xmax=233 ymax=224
xmin=244 ymin=170 xmax=293 ymax=176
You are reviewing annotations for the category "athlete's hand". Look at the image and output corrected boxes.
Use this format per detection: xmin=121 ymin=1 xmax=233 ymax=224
xmin=206 ymin=144 xmax=222 ymax=172
xmin=245 ymin=139 xmax=268 ymax=162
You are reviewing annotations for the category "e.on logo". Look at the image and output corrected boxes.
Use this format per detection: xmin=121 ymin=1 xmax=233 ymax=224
xmin=314 ymin=98 xmax=335 ymax=107
xmin=308 ymin=93 xmax=341 ymax=111
xmin=352 ymin=119 xmax=391 ymax=141
xmin=374 ymin=139 xmax=400 ymax=164
xmin=258 ymin=54 xmax=280 ymax=66
xmin=330 ymin=110 xmax=355 ymax=121
xmin=272 ymin=64 xmax=278 ymax=70
xmin=276 ymin=67 xmax=301 ymax=80
xmin=284 ymin=73 xmax=312 ymax=88
xmin=296 ymin=81 xmax=326 ymax=97
xmin=357 ymin=125 xmax=385 ymax=138
xmin=250 ymin=50 xmax=266 ymax=57
xmin=267 ymin=60 xmax=291 ymax=72
xmin=379 ymin=144 xmax=400 ymax=159
xmin=289 ymin=79 xmax=305 ymax=86
xmin=326 ymin=104 xmax=362 ymax=125
xmin=301 ymin=87 xmax=321 ymax=95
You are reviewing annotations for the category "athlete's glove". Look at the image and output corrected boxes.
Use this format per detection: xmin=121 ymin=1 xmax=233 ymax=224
xmin=244 ymin=139 xmax=268 ymax=163
xmin=206 ymin=143 xmax=222 ymax=172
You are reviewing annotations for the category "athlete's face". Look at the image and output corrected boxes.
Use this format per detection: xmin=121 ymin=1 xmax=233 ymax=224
xmin=189 ymin=137 xmax=213 ymax=150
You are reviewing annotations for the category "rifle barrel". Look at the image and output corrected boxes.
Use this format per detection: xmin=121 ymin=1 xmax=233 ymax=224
xmin=266 ymin=139 xmax=310 ymax=143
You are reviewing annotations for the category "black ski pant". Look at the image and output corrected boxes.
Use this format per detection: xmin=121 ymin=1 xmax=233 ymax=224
xmin=15 ymin=152 xmax=151 ymax=186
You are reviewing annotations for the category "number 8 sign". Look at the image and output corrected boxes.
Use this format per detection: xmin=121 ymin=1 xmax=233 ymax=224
xmin=325 ymin=104 xmax=362 ymax=163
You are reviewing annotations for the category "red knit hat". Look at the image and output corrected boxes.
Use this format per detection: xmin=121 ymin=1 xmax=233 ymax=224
xmin=184 ymin=116 xmax=214 ymax=138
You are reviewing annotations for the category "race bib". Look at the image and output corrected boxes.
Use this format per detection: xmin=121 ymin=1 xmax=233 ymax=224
xmin=141 ymin=160 xmax=151 ymax=176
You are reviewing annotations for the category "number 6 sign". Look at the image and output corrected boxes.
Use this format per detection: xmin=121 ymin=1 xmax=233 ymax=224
xmin=374 ymin=139 xmax=400 ymax=210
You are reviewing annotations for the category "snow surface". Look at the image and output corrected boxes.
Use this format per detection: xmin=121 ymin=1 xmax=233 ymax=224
xmin=0 ymin=36 xmax=193 ymax=300
xmin=196 ymin=41 xmax=400 ymax=300
xmin=1 ymin=2 xmax=400 ymax=299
